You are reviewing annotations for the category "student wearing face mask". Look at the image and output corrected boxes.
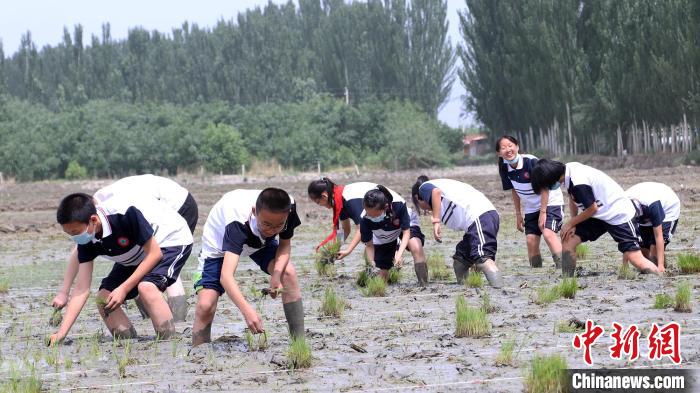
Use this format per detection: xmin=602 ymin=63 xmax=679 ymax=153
xmin=49 ymin=193 xmax=193 ymax=345
xmin=496 ymin=136 xmax=564 ymax=268
xmin=191 ymin=188 xmax=303 ymax=346
xmin=360 ymin=186 xmax=427 ymax=285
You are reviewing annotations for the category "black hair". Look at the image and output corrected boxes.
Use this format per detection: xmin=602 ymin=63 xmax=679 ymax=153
xmin=307 ymin=178 xmax=336 ymax=207
xmin=411 ymin=175 xmax=430 ymax=214
xmin=530 ymin=159 xmax=566 ymax=195
xmin=363 ymin=185 xmax=394 ymax=220
xmin=495 ymin=135 xmax=519 ymax=167
xmin=57 ymin=193 xmax=97 ymax=224
xmin=256 ymin=187 xmax=292 ymax=213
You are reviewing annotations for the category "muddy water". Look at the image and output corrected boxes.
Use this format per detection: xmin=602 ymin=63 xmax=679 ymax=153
xmin=0 ymin=165 xmax=698 ymax=392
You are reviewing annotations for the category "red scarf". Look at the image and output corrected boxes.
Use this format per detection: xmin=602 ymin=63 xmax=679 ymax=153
xmin=316 ymin=184 xmax=345 ymax=251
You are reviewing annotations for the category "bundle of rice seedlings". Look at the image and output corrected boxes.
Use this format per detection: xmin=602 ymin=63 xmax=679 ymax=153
xmin=494 ymin=338 xmax=516 ymax=366
xmin=652 ymin=293 xmax=673 ymax=309
xmin=49 ymin=309 xmax=63 ymax=327
xmin=617 ymin=264 xmax=637 ymax=280
xmin=535 ymin=286 xmax=561 ymax=305
xmin=316 ymin=241 xmax=341 ymax=266
xmin=575 ymin=243 xmax=590 ymax=259
xmin=427 ymin=252 xmax=451 ymax=281
xmin=558 ymin=277 xmax=577 ymax=299
xmin=362 ymin=276 xmax=387 ymax=297
xmin=674 ymin=281 xmax=692 ymax=312
xmin=466 ymin=271 xmax=484 ymax=288
xmin=287 ymin=337 xmax=312 ymax=369
xmin=677 ymin=253 xmax=700 ymax=274
xmin=524 ymin=354 xmax=568 ymax=393
xmin=244 ymin=329 xmax=269 ymax=351
xmin=320 ymin=287 xmax=346 ymax=318
xmin=387 ymin=267 xmax=402 ymax=285
xmin=455 ymin=294 xmax=491 ymax=338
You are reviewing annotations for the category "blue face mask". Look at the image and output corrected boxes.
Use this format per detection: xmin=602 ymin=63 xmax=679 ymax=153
xmin=71 ymin=222 xmax=95 ymax=245
xmin=367 ymin=212 xmax=386 ymax=223
xmin=549 ymin=181 xmax=561 ymax=191
xmin=505 ymin=154 xmax=520 ymax=166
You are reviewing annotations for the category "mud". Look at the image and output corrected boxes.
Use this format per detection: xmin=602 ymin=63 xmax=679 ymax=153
xmin=0 ymin=165 xmax=698 ymax=391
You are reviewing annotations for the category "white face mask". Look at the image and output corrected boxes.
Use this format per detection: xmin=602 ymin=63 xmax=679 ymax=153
xmin=505 ymin=154 xmax=521 ymax=166
xmin=366 ymin=212 xmax=386 ymax=223
xmin=71 ymin=221 xmax=95 ymax=245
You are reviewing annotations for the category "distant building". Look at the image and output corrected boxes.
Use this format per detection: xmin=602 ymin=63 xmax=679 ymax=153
xmin=463 ymin=134 xmax=489 ymax=156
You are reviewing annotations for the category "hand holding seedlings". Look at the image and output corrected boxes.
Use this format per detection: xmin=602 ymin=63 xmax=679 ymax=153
xmin=51 ymin=291 xmax=68 ymax=309
xmin=242 ymin=305 xmax=265 ymax=334
xmin=47 ymin=332 xmax=64 ymax=347
xmin=268 ymin=273 xmax=284 ymax=299
xmin=105 ymin=286 xmax=128 ymax=311
xmin=336 ymin=248 xmax=352 ymax=261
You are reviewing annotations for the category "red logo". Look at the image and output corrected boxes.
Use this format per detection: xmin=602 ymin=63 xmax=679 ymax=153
xmin=523 ymin=171 xmax=530 ymax=180
xmin=392 ymin=218 xmax=400 ymax=227
xmin=117 ymin=237 xmax=130 ymax=247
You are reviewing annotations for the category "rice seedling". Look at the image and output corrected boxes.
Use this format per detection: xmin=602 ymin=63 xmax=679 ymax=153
xmin=64 ymin=357 xmax=73 ymax=370
xmin=95 ymin=296 xmax=111 ymax=316
xmin=480 ymin=291 xmax=496 ymax=313
xmin=315 ymin=240 xmax=341 ymax=275
xmin=171 ymin=338 xmax=180 ymax=358
xmin=677 ymin=253 xmax=700 ymax=274
xmin=362 ymin=276 xmax=387 ymax=297
xmin=674 ymin=281 xmax=692 ymax=313
xmin=652 ymin=293 xmax=674 ymax=309
xmin=244 ymin=329 xmax=269 ymax=352
xmin=494 ymin=338 xmax=516 ymax=366
xmin=0 ymin=364 xmax=42 ymax=393
xmin=617 ymin=263 xmax=637 ymax=280
xmin=387 ymin=267 xmax=402 ymax=285
xmin=320 ymin=286 xmax=346 ymax=318
xmin=535 ymin=286 xmax=561 ymax=305
xmin=558 ymin=277 xmax=577 ymax=299
xmin=465 ymin=271 xmax=484 ymax=288
xmin=116 ymin=339 xmax=132 ymax=379
xmin=427 ymin=252 xmax=451 ymax=281
xmin=49 ymin=308 xmax=63 ymax=327
xmin=0 ymin=277 xmax=9 ymax=294
xmin=355 ymin=269 xmax=371 ymax=287
xmin=455 ymin=294 xmax=491 ymax=338
xmin=524 ymin=354 xmax=568 ymax=393
xmin=575 ymin=243 xmax=590 ymax=259
xmin=287 ymin=336 xmax=312 ymax=369
xmin=44 ymin=344 xmax=60 ymax=371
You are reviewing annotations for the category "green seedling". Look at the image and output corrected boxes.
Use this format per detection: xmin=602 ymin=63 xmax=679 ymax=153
xmin=320 ymin=286 xmax=346 ymax=318
xmin=387 ymin=267 xmax=402 ymax=285
xmin=314 ymin=259 xmax=337 ymax=277
xmin=466 ymin=271 xmax=484 ymax=288
xmin=575 ymin=244 xmax=590 ymax=259
xmin=287 ymin=336 xmax=312 ymax=369
xmin=244 ymin=329 xmax=269 ymax=352
xmin=95 ymin=296 xmax=111 ymax=316
xmin=455 ymin=294 xmax=490 ymax=338
xmin=617 ymin=264 xmax=637 ymax=280
xmin=524 ymin=354 xmax=568 ymax=393
xmin=535 ymin=286 xmax=561 ymax=305
xmin=316 ymin=240 xmax=341 ymax=266
xmin=674 ymin=281 xmax=692 ymax=312
xmin=1 ymin=364 xmax=42 ymax=393
xmin=356 ymin=269 xmax=371 ymax=287
xmin=116 ymin=339 xmax=132 ymax=379
xmin=362 ymin=276 xmax=387 ymax=297
xmin=480 ymin=291 xmax=495 ymax=313
xmin=0 ymin=277 xmax=9 ymax=294
xmin=558 ymin=277 xmax=577 ymax=299
xmin=677 ymin=253 xmax=700 ymax=274
xmin=64 ymin=357 xmax=73 ymax=370
xmin=652 ymin=293 xmax=674 ymax=309
xmin=49 ymin=308 xmax=63 ymax=327
xmin=495 ymin=338 xmax=516 ymax=366
xmin=427 ymin=252 xmax=451 ymax=281
xmin=44 ymin=344 xmax=60 ymax=371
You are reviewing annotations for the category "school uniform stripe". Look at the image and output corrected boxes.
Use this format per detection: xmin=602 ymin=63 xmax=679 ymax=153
xmin=475 ymin=217 xmax=486 ymax=256
xmin=443 ymin=204 xmax=457 ymax=225
xmin=167 ymin=245 xmax=187 ymax=278
xmin=441 ymin=201 xmax=454 ymax=222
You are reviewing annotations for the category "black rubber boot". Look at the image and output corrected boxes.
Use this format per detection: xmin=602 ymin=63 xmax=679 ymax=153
xmin=561 ymin=251 xmax=576 ymax=277
xmin=283 ymin=300 xmax=305 ymax=339
xmin=414 ymin=261 xmax=428 ymax=287
xmin=529 ymin=255 xmax=543 ymax=268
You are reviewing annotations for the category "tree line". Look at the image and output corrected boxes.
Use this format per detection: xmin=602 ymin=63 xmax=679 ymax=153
xmin=459 ymin=0 xmax=700 ymax=156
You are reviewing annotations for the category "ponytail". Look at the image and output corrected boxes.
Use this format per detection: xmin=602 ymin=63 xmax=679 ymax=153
xmin=364 ymin=185 xmax=395 ymax=220
xmin=411 ymin=175 xmax=429 ymax=215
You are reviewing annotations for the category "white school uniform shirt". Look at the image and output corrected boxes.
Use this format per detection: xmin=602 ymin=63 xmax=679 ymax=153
xmin=418 ymin=179 xmax=496 ymax=231
xmin=499 ymin=154 xmax=564 ymax=213
xmin=625 ymin=182 xmax=681 ymax=226
xmin=563 ymin=162 xmax=635 ymax=225
xmin=94 ymin=174 xmax=189 ymax=212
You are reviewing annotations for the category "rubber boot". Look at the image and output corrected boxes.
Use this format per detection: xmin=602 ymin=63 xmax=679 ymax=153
xmin=283 ymin=300 xmax=305 ymax=339
xmin=477 ymin=259 xmax=503 ymax=289
xmin=561 ymin=251 xmax=576 ymax=277
xmin=414 ymin=261 xmax=428 ymax=287
xmin=529 ymin=255 xmax=543 ymax=268
xmin=552 ymin=253 xmax=562 ymax=269
xmin=452 ymin=254 xmax=471 ymax=284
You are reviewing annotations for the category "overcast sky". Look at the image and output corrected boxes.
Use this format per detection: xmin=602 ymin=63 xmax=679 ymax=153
xmin=0 ymin=0 xmax=471 ymax=128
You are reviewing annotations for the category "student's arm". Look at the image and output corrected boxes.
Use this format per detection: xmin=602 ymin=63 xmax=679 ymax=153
xmin=431 ymin=188 xmax=442 ymax=242
xmin=220 ymin=251 xmax=263 ymax=333
xmin=52 ymin=247 xmax=79 ymax=309
xmin=341 ymin=219 xmax=351 ymax=242
xmin=337 ymin=224 xmax=361 ymax=260
xmin=364 ymin=241 xmax=375 ymax=265
xmin=105 ymin=237 xmax=163 ymax=311
xmin=394 ymin=228 xmax=410 ymax=267
xmin=269 ymin=238 xmax=291 ymax=298
xmin=653 ymin=225 xmax=665 ymax=272
xmin=569 ymin=197 xmax=579 ymax=218
xmin=50 ymin=260 xmax=94 ymax=345
xmin=561 ymin=202 xmax=598 ymax=241
xmin=511 ymin=189 xmax=524 ymax=232
xmin=538 ymin=189 xmax=550 ymax=231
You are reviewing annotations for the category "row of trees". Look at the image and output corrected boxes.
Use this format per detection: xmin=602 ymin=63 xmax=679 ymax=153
xmin=0 ymin=0 xmax=454 ymax=116
xmin=0 ymin=94 xmax=462 ymax=181
xmin=460 ymin=0 xmax=700 ymax=155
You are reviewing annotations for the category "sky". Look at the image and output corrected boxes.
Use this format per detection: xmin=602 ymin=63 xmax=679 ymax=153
xmin=0 ymin=0 xmax=472 ymax=128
